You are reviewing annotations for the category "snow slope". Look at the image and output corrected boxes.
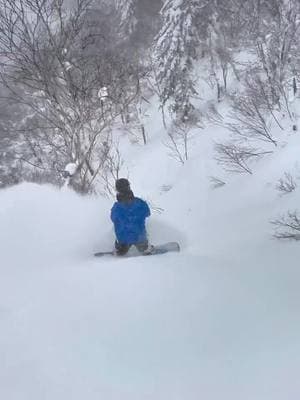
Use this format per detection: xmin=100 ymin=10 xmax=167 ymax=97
xmin=1 ymin=96 xmax=300 ymax=399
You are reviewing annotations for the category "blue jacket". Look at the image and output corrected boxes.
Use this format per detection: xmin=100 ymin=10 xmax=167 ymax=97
xmin=111 ymin=197 xmax=150 ymax=245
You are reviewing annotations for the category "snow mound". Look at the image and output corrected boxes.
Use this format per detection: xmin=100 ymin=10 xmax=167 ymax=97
xmin=0 ymin=183 xmax=112 ymax=265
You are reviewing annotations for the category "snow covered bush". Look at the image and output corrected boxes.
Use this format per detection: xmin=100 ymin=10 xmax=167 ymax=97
xmin=272 ymin=211 xmax=300 ymax=240
xmin=214 ymin=142 xmax=271 ymax=175
xmin=276 ymin=172 xmax=297 ymax=195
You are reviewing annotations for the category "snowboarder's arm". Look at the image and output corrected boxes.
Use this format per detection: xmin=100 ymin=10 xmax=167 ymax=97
xmin=111 ymin=203 xmax=119 ymax=223
xmin=143 ymin=200 xmax=150 ymax=218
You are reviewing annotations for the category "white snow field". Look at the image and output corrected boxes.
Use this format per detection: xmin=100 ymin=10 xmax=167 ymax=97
xmin=1 ymin=101 xmax=300 ymax=399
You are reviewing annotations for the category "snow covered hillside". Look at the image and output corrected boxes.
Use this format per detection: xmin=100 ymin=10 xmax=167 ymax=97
xmin=1 ymin=91 xmax=300 ymax=400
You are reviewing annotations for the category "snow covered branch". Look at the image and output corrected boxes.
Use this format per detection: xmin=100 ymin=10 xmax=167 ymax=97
xmin=215 ymin=142 xmax=272 ymax=174
xmin=271 ymin=211 xmax=300 ymax=240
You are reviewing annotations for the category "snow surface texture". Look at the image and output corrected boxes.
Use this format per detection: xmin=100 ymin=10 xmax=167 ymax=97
xmin=1 ymin=99 xmax=300 ymax=398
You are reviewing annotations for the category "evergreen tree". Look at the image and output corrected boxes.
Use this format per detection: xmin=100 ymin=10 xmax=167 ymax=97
xmin=116 ymin=0 xmax=138 ymax=36
xmin=153 ymin=0 xmax=205 ymax=120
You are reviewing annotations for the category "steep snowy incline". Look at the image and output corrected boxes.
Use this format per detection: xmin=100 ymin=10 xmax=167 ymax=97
xmin=1 ymin=149 xmax=300 ymax=400
xmin=1 ymin=74 xmax=300 ymax=398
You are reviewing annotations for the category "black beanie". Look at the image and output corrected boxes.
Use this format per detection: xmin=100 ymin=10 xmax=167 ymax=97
xmin=115 ymin=178 xmax=134 ymax=203
xmin=115 ymin=178 xmax=130 ymax=193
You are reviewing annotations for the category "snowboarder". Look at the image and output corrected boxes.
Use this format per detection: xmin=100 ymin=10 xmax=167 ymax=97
xmin=111 ymin=178 xmax=152 ymax=256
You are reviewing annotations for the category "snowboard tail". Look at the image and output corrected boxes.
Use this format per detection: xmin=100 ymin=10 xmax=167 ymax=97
xmin=94 ymin=242 xmax=180 ymax=257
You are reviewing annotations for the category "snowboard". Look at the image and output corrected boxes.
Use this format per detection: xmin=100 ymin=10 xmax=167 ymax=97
xmin=94 ymin=241 xmax=180 ymax=257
